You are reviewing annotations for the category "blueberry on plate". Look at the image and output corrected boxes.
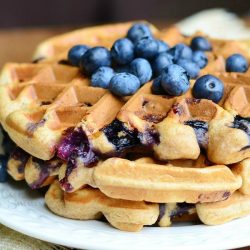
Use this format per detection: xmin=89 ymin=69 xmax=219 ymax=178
xmin=192 ymin=50 xmax=208 ymax=69
xmin=67 ymin=45 xmax=90 ymax=66
xmin=127 ymin=23 xmax=152 ymax=43
xmin=80 ymin=46 xmax=111 ymax=76
xmin=161 ymin=64 xmax=190 ymax=96
xmin=111 ymin=38 xmax=134 ymax=65
xmin=109 ymin=73 xmax=140 ymax=96
xmin=176 ymin=59 xmax=200 ymax=79
xmin=135 ymin=37 xmax=159 ymax=60
xmin=156 ymin=40 xmax=169 ymax=54
xmin=0 ymin=155 xmax=8 ymax=182
xmin=130 ymin=58 xmax=152 ymax=85
xmin=226 ymin=53 xmax=249 ymax=73
xmin=91 ymin=66 xmax=115 ymax=89
xmin=192 ymin=74 xmax=224 ymax=103
xmin=191 ymin=36 xmax=212 ymax=51
xmin=151 ymin=52 xmax=173 ymax=76
xmin=151 ymin=76 xmax=165 ymax=95
xmin=168 ymin=43 xmax=192 ymax=62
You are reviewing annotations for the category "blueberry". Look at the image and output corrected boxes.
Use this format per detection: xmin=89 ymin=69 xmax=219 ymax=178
xmin=151 ymin=52 xmax=173 ymax=76
xmin=151 ymin=76 xmax=165 ymax=95
xmin=226 ymin=53 xmax=249 ymax=73
xmin=176 ymin=59 xmax=200 ymax=79
xmin=91 ymin=66 xmax=114 ymax=89
xmin=80 ymin=46 xmax=111 ymax=75
xmin=156 ymin=40 xmax=169 ymax=54
xmin=135 ymin=37 xmax=159 ymax=60
xmin=109 ymin=73 xmax=140 ymax=96
xmin=67 ymin=45 xmax=90 ymax=66
xmin=191 ymin=36 xmax=212 ymax=51
xmin=192 ymin=50 xmax=208 ymax=69
xmin=161 ymin=64 xmax=190 ymax=96
xmin=0 ymin=155 xmax=8 ymax=182
xmin=168 ymin=43 xmax=192 ymax=62
xmin=127 ymin=23 xmax=152 ymax=43
xmin=192 ymin=74 xmax=224 ymax=103
xmin=130 ymin=58 xmax=152 ymax=85
xmin=111 ymin=38 xmax=134 ymax=65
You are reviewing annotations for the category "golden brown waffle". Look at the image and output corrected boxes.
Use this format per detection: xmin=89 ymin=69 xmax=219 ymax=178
xmin=196 ymin=191 xmax=250 ymax=225
xmin=0 ymin=63 xmax=123 ymax=160
xmin=232 ymin=158 xmax=250 ymax=195
xmin=46 ymin=180 xmax=200 ymax=231
xmin=45 ymin=180 xmax=159 ymax=232
xmin=58 ymin=157 xmax=241 ymax=202
xmin=2 ymin=21 xmax=250 ymax=232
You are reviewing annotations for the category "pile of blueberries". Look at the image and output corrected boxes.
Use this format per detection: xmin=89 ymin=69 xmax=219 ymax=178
xmin=68 ymin=23 xmax=249 ymax=101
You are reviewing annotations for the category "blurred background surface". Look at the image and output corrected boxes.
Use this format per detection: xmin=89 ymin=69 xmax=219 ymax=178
xmin=0 ymin=0 xmax=249 ymax=66
xmin=0 ymin=0 xmax=249 ymax=28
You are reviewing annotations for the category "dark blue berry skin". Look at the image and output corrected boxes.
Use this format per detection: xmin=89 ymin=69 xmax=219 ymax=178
xmin=127 ymin=23 xmax=152 ymax=43
xmin=0 ymin=155 xmax=8 ymax=182
xmin=192 ymin=74 xmax=224 ymax=103
xmin=135 ymin=37 xmax=159 ymax=60
xmin=151 ymin=52 xmax=173 ymax=76
xmin=67 ymin=45 xmax=90 ymax=67
xmin=91 ymin=66 xmax=114 ymax=89
xmin=151 ymin=76 xmax=165 ymax=95
xmin=156 ymin=40 xmax=169 ymax=54
xmin=161 ymin=64 xmax=190 ymax=96
xmin=109 ymin=73 xmax=140 ymax=96
xmin=226 ymin=54 xmax=249 ymax=73
xmin=167 ymin=43 xmax=192 ymax=62
xmin=80 ymin=46 xmax=111 ymax=76
xmin=192 ymin=50 xmax=208 ymax=69
xmin=130 ymin=58 xmax=152 ymax=85
xmin=111 ymin=38 xmax=134 ymax=65
xmin=176 ymin=59 xmax=200 ymax=79
xmin=191 ymin=36 xmax=212 ymax=51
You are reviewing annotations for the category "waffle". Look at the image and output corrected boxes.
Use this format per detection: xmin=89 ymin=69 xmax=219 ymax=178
xmin=2 ymin=21 xmax=250 ymax=231
xmin=196 ymin=191 xmax=250 ymax=225
xmin=45 ymin=180 xmax=199 ymax=231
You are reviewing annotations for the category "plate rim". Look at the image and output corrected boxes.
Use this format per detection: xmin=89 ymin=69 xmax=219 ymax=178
xmin=1 ymin=182 xmax=250 ymax=250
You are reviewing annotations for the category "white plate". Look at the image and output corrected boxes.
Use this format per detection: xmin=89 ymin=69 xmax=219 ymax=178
xmin=0 ymin=180 xmax=250 ymax=250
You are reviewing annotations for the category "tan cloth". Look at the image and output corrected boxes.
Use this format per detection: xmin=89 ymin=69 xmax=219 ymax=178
xmin=0 ymin=224 xmax=68 ymax=250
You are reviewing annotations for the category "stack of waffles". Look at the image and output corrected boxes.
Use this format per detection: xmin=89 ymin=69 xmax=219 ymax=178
xmin=1 ymin=21 xmax=250 ymax=232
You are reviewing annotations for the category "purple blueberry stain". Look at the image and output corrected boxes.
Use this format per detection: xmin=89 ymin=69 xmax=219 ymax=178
xmin=156 ymin=203 xmax=166 ymax=224
xmin=231 ymin=116 xmax=250 ymax=150
xmin=26 ymin=119 xmax=46 ymax=136
xmin=222 ymin=191 xmax=231 ymax=199
xmin=102 ymin=119 xmax=141 ymax=152
xmin=57 ymin=127 xmax=99 ymax=192
xmin=9 ymin=147 xmax=29 ymax=174
xmin=139 ymin=129 xmax=160 ymax=146
xmin=170 ymin=203 xmax=195 ymax=219
xmin=29 ymin=158 xmax=63 ymax=189
xmin=184 ymin=120 xmax=208 ymax=149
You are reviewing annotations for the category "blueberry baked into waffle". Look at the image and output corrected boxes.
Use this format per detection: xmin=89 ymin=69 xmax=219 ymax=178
xmin=1 ymin=21 xmax=250 ymax=231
